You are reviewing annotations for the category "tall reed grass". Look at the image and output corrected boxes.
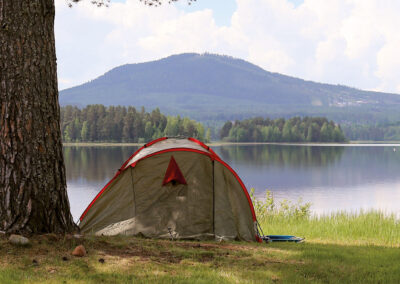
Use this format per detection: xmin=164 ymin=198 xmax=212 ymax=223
xmin=251 ymin=189 xmax=400 ymax=247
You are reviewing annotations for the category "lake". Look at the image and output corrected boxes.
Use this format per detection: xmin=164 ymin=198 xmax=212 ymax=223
xmin=64 ymin=144 xmax=400 ymax=221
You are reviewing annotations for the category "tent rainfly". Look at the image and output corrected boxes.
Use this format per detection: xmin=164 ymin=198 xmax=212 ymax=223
xmin=79 ymin=137 xmax=261 ymax=242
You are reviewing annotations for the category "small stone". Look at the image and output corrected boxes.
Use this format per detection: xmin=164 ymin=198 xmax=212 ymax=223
xmin=9 ymin=234 xmax=30 ymax=246
xmin=98 ymin=258 xmax=105 ymax=263
xmin=72 ymin=245 xmax=86 ymax=257
xmin=73 ymin=234 xmax=83 ymax=239
xmin=62 ymin=256 xmax=69 ymax=261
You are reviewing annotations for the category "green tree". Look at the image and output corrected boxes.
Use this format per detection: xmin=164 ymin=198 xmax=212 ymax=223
xmin=333 ymin=125 xmax=346 ymax=142
xmin=73 ymin=118 xmax=82 ymax=141
xmin=64 ymin=124 xmax=73 ymax=142
xmin=152 ymin=128 xmax=163 ymax=140
xmin=291 ymin=125 xmax=303 ymax=142
xmin=144 ymin=121 xmax=154 ymax=141
xmin=195 ymin=123 xmax=205 ymax=140
xmin=272 ymin=126 xmax=282 ymax=142
xmin=220 ymin=121 xmax=233 ymax=139
xmin=164 ymin=116 xmax=179 ymax=137
xmin=252 ymin=129 xmax=262 ymax=142
xmin=61 ymin=104 xmax=209 ymax=142
xmin=261 ymin=126 xmax=272 ymax=142
xmin=320 ymin=122 xmax=332 ymax=142
xmin=306 ymin=125 xmax=313 ymax=142
xmin=282 ymin=121 xmax=292 ymax=141
xmin=236 ymin=128 xmax=246 ymax=142
xmin=222 ymin=116 xmax=346 ymax=143
xmin=81 ymin=121 xmax=90 ymax=141
xmin=206 ymin=128 xmax=211 ymax=143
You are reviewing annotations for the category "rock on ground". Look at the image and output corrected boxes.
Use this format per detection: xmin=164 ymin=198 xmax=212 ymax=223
xmin=9 ymin=234 xmax=30 ymax=246
xmin=72 ymin=245 xmax=86 ymax=257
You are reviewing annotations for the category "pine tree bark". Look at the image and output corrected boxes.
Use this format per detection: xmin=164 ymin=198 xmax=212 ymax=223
xmin=0 ymin=0 xmax=77 ymax=233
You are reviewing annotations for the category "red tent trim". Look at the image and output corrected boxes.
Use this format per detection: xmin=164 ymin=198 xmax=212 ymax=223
xmin=118 ymin=137 xmax=168 ymax=171
xmin=79 ymin=137 xmax=259 ymax=242
xmin=128 ymin=148 xmax=214 ymax=168
xmin=188 ymin=137 xmax=219 ymax=157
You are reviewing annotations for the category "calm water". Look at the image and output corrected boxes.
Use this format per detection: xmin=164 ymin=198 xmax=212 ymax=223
xmin=65 ymin=144 xmax=400 ymax=221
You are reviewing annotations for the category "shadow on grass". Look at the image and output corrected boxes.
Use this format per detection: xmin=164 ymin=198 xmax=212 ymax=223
xmin=1 ymin=235 xmax=400 ymax=283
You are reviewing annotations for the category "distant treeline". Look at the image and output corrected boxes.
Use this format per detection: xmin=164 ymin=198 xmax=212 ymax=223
xmin=342 ymin=122 xmax=400 ymax=141
xmin=61 ymin=105 xmax=209 ymax=143
xmin=220 ymin=117 xmax=346 ymax=142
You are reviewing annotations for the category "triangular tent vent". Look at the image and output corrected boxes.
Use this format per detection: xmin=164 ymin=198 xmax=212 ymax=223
xmin=162 ymin=156 xmax=187 ymax=186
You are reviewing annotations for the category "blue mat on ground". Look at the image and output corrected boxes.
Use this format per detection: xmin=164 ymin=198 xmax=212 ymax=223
xmin=262 ymin=235 xmax=304 ymax=243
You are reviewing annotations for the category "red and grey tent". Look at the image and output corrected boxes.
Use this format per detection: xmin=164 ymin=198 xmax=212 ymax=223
xmin=79 ymin=137 xmax=261 ymax=242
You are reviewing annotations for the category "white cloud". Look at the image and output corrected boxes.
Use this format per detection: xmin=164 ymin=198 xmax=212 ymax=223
xmin=55 ymin=0 xmax=400 ymax=94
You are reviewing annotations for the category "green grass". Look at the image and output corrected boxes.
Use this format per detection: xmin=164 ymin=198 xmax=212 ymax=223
xmin=0 ymin=191 xmax=399 ymax=283
xmin=252 ymin=189 xmax=400 ymax=247
xmin=259 ymin=210 xmax=400 ymax=247
xmin=1 ymin=232 xmax=400 ymax=284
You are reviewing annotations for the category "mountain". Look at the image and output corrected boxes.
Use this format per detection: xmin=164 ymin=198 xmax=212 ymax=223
xmin=59 ymin=53 xmax=400 ymax=123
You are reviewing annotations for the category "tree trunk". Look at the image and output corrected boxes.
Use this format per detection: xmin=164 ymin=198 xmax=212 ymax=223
xmin=0 ymin=0 xmax=76 ymax=233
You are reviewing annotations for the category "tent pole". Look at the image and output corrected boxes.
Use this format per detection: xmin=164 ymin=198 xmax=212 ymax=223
xmin=212 ymin=160 xmax=215 ymax=239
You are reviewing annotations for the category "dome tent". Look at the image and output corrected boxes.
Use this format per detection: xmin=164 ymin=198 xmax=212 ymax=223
xmin=79 ymin=137 xmax=261 ymax=242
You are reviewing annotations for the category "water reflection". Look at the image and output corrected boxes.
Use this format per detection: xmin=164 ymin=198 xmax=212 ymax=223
xmin=213 ymin=145 xmax=400 ymax=215
xmin=64 ymin=144 xmax=400 ymax=220
xmin=64 ymin=146 xmax=138 ymax=221
xmin=64 ymin=146 xmax=139 ymax=183
xmin=216 ymin=145 xmax=345 ymax=168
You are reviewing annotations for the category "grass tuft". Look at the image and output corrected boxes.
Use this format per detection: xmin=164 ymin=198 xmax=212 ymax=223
xmin=252 ymin=189 xmax=400 ymax=247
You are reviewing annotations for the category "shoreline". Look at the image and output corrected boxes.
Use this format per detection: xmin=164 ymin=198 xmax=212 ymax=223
xmin=63 ymin=141 xmax=400 ymax=147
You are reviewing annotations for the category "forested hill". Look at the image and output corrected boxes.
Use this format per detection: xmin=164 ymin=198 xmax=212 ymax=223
xmin=60 ymin=53 xmax=400 ymax=123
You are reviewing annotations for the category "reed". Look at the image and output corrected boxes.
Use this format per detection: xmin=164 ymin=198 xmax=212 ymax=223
xmin=252 ymin=189 xmax=400 ymax=247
